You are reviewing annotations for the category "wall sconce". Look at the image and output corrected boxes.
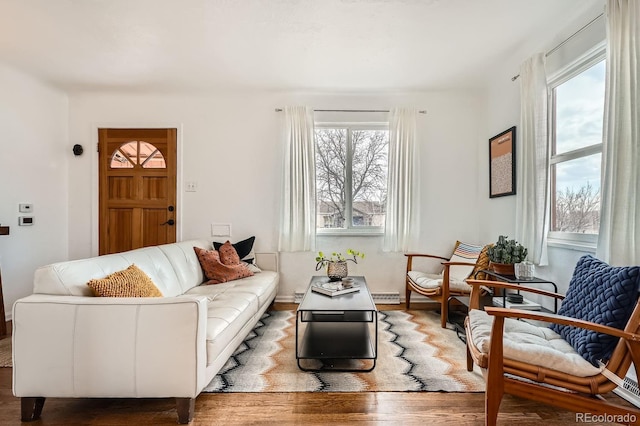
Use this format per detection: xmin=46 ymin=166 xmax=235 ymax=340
xmin=72 ymin=144 xmax=84 ymax=156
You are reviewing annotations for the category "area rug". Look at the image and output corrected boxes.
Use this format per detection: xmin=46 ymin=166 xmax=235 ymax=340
xmin=0 ymin=337 xmax=11 ymax=368
xmin=204 ymin=310 xmax=485 ymax=393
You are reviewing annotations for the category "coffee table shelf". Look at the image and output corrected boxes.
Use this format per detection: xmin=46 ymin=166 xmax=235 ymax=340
xmin=296 ymin=276 xmax=378 ymax=372
xmin=298 ymin=322 xmax=375 ymax=360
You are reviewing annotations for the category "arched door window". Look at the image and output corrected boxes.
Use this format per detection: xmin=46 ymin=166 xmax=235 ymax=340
xmin=110 ymin=141 xmax=166 ymax=169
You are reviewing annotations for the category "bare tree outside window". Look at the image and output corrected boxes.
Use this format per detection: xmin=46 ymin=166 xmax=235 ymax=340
xmin=554 ymin=182 xmax=600 ymax=233
xmin=315 ymin=126 xmax=389 ymax=230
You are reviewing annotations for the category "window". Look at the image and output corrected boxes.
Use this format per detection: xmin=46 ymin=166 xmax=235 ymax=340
xmin=315 ymin=124 xmax=389 ymax=233
xmin=110 ymin=141 xmax=166 ymax=169
xmin=548 ymin=52 xmax=605 ymax=246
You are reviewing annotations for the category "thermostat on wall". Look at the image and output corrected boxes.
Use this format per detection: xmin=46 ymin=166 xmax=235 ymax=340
xmin=19 ymin=216 xmax=34 ymax=226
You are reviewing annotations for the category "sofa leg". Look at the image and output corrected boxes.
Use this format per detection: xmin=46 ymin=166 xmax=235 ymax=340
xmin=21 ymin=397 xmax=45 ymax=422
xmin=176 ymin=397 xmax=195 ymax=424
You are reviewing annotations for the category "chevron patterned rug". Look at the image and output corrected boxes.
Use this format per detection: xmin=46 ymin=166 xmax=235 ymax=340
xmin=204 ymin=310 xmax=485 ymax=393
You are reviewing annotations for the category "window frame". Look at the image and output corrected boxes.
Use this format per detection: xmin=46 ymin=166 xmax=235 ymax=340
xmin=546 ymin=46 xmax=605 ymax=251
xmin=314 ymin=121 xmax=389 ymax=236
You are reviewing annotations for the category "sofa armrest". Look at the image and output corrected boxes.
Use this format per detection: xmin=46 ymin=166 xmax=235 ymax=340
xmin=12 ymin=294 xmax=209 ymax=399
xmin=255 ymin=252 xmax=278 ymax=272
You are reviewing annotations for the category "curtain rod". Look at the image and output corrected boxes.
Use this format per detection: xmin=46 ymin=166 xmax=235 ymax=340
xmin=511 ymin=12 xmax=604 ymax=82
xmin=275 ymin=108 xmax=427 ymax=114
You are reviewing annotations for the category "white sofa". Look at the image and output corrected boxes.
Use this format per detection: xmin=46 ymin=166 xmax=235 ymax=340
xmin=12 ymin=239 xmax=279 ymax=423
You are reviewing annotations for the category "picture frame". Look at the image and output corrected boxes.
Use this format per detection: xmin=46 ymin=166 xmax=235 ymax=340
xmin=489 ymin=126 xmax=516 ymax=198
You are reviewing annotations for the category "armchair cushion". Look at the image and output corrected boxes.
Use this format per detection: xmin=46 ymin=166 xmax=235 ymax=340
xmin=468 ymin=309 xmax=602 ymax=377
xmin=448 ymin=241 xmax=484 ymax=281
xmin=549 ymin=255 xmax=640 ymax=366
xmin=407 ymin=271 xmax=470 ymax=292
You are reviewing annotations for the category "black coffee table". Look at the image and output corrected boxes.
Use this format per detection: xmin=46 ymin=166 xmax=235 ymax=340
xmin=296 ymin=276 xmax=378 ymax=372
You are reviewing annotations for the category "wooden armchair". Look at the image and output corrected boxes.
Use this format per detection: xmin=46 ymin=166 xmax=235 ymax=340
xmin=405 ymin=242 xmax=491 ymax=328
xmin=465 ymin=267 xmax=640 ymax=425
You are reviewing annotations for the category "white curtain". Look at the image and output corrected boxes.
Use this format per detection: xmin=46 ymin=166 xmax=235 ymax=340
xmin=597 ymin=0 xmax=640 ymax=265
xmin=515 ymin=53 xmax=550 ymax=266
xmin=278 ymin=106 xmax=316 ymax=252
xmin=383 ymin=108 xmax=419 ymax=252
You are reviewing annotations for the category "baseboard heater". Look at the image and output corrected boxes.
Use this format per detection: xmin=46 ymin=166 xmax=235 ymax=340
xmin=293 ymin=291 xmax=400 ymax=304
xmin=613 ymin=372 xmax=640 ymax=408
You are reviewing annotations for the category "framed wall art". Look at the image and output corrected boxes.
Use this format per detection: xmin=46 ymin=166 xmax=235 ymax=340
xmin=489 ymin=126 xmax=516 ymax=198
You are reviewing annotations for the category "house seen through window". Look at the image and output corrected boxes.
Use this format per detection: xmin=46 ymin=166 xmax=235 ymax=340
xmin=315 ymin=124 xmax=389 ymax=233
xmin=549 ymin=53 xmax=605 ymax=243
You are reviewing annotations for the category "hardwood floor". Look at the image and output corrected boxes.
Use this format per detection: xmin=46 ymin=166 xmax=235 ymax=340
xmin=0 ymin=304 xmax=626 ymax=425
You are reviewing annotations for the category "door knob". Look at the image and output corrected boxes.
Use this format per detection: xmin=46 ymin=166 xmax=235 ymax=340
xmin=168 ymin=205 xmax=175 ymax=212
xmin=161 ymin=219 xmax=175 ymax=226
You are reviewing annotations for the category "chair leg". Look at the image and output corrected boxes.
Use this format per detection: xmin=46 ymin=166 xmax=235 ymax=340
xmin=405 ymin=287 xmax=411 ymax=309
xmin=440 ymin=299 xmax=448 ymax=328
xmin=176 ymin=397 xmax=195 ymax=424
xmin=21 ymin=397 xmax=45 ymax=422
xmin=485 ymin=389 xmax=502 ymax=426
xmin=466 ymin=342 xmax=474 ymax=372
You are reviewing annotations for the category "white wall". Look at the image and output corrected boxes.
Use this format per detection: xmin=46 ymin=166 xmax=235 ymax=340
xmin=68 ymin=90 xmax=484 ymax=300
xmin=0 ymin=64 xmax=69 ymax=317
xmin=479 ymin=2 xmax=605 ymax=296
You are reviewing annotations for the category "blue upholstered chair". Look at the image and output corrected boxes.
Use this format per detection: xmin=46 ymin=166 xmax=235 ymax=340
xmin=465 ymin=255 xmax=640 ymax=426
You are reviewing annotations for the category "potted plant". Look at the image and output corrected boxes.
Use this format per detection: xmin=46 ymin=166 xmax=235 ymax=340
xmin=315 ymin=249 xmax=364 ymax=281
xmin=487 ymin=235 xmax=528 ymax=276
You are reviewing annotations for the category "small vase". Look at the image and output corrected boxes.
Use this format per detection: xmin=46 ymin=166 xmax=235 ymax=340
xmin=327 ymin=261 xmax=348 ymax=281
xmin=489 ymin=261 xmax=515 ymax=276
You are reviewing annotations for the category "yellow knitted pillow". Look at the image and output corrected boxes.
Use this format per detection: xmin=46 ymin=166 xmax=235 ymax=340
xmin=87 ymin=264 xmax=163 ymax=297
xmin=470 ymin=244 xmax=493 ymax=280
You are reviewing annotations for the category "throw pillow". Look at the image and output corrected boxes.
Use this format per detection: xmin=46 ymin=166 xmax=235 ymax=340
xmin=447 ymin=241 xmax=484 ymax=282
xmin=550 ymin=255 xmax=640 ymax=366
xmin=194 ymin=247 xmax=254 ymax=284
xmin=214 ymin=236 xmax=256 ymax=264
xmin=87 ymin=264 xmax=163 ymax=297
xmin=218 ymin=241 xmax=240 ymax=265
xmin=470 ymin=244 xmax=493 ymax=280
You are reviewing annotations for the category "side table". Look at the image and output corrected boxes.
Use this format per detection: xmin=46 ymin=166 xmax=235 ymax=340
xmin=477 ymin=269 xmax=558 ymax=313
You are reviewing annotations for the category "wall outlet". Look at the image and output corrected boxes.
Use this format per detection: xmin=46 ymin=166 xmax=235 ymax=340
xmin=185 ymin=182 xmax=197 ymax=192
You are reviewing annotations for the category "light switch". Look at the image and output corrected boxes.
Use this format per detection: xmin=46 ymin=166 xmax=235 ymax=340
xmin=19 ymin=203 xmax=33 ymax=213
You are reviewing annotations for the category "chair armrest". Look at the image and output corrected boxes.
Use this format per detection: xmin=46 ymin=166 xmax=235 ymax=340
xmin=466 ymin=279 xmax=564 ymax=309
xmin=405 ymin=253 xmax=449 ymax=273
xmin=484 ymin=306 xmax=640 ymax=342
xmin=442 ymin=261 xmax=477 ymax=267
xmin=405 ymin=253 xmax=449 ymax=261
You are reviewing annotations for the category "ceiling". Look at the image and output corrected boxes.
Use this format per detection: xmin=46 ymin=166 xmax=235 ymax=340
xmin=0 ymin=0 xmax=602 ymax=93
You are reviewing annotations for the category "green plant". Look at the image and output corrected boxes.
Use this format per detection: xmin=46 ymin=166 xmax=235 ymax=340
xmin=487 ymin=235 xmax=528 ymax=264
xmin=315 ymin=249 xmax=365 ymax=271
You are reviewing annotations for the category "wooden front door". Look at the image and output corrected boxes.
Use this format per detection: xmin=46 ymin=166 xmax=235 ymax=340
xmin=98 ymin=128 xmax=177 ymax=255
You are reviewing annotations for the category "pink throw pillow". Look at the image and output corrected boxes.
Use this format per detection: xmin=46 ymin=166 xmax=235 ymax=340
xmin=194 ymin=246 xmax=253 ymax=284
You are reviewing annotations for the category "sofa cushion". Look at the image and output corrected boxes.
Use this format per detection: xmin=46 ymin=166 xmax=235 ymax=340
xmin=194 ymin=247 xmax=254 ymax=284
xmin=86 ymin=264 xmax=163 ymax=297
xmin=549 ymin=255 xmax=640 ymax=366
